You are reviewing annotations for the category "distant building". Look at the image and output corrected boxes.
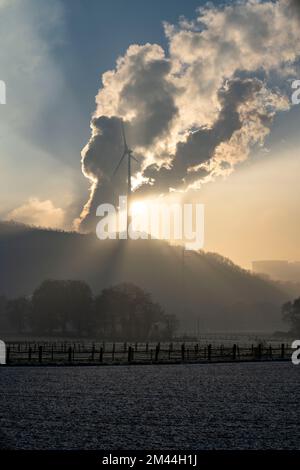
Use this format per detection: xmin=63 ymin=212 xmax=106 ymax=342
xmin=252 ymin=260 xmax=300 ymax=282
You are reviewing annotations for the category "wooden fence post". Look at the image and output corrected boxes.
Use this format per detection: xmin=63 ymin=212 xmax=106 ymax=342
xmin=207 ymin=344 xmax=212 ymax=361
xmin=258 ymin=343 xmax=262 ymax=360
xmin=91 ymin=344 xmax=95 ymax=361
xmin=281 ymin=343 xmax=285 ymax=359
xmin=112 ymin=343 xmax=115 ymax=361
xmin=181 ymin=343 xmax=185 ymax=361
xmin=38 ymin=346 xmax=42 ymax=363
xmin=232 ymin=344 xmax=237 ymax=360
xmin=128 ymin=346 xmax=132 ymax=363
xmin=28 ymin=347 xmax=32 ymax=362
xmin=99 ymin=347 xmax=103 ymax=363
xmin=68 ymin=347 xmax=72 ymax=363
xmin=155 ymin=344 xmax=159 ymax=361
xmin=51 ymin=345 xmax=54 ymax=362
xmin=6 ymin=346 xmax=10 ymax=364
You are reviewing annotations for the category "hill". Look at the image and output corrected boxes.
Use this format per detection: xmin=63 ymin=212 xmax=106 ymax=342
xmin=0 ymin=221 xmax=292 ymax=332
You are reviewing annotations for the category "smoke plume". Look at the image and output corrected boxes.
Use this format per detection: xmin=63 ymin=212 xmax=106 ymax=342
xmin=77 ymin=0 xmax=300 ymax=231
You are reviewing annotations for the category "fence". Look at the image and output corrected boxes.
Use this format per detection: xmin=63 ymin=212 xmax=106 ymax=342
xmin=2 ymin=341 xmax=292 ymax=365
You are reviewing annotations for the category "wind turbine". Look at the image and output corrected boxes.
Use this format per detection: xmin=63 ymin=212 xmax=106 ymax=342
xmin=112 ymin=120 xmax=138 ymax=236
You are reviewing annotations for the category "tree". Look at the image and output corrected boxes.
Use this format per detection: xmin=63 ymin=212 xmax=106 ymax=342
xmin=282 ymin=297 xmax=300 ymax=335
xmin=66 ymin=280 xmax=94 ymax=336
xmin=6 ymin=296 xmax=31 ymax=334
xmin=0 ymin=295 xmax=8 ymax=331
xmin=94 ymin=283 xmax=167 ymax=341
xmin=31 ymin=279 xmax=93 ymax=336
xmin=163 ymin=314 xmax=179 ymax=340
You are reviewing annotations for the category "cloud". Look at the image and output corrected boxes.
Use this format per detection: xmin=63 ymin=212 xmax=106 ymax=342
xmin=97 ymin=44 xmax=178 ymax=147
xmin=78 ymin=0 xmax=300 ymax=231
xmin=75 ymin=116 xmax=128 ymax=231
xmin=0 ymin=0 xmax=81 ymax=230
xmin=140 ymin=77 xmax=283 ymax=193
xmin=77 ymin=44 xmax=178 ymax=229
xmin=6 ymin=198 xmax=65 ymax=229
xmin=0 ymin=0 xmax=64 ymax=133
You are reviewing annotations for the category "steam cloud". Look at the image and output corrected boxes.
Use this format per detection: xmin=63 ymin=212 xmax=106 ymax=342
xmin=77 ymin=0 xmax=300 ymax=231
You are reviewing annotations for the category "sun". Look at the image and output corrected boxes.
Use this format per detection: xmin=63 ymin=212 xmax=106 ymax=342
xmin=130 ymin=200 xmax=147 ymax=216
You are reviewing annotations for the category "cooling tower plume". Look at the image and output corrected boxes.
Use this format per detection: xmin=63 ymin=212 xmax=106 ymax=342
xmin=76 ymin=0 xmax=300 ymax=232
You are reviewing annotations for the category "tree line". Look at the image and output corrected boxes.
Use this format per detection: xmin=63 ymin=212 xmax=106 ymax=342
xmin=282 ymin=296 xmax=300 ymax=335
xmin=0 ymin=280 xmax=178 ymax=340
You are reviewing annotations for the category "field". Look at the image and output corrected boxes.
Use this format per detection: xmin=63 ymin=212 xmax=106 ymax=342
xmin=0 ymin=362 xmax=299 ymax=450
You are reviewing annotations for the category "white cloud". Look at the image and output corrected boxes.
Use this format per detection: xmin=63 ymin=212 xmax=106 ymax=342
xmin=0 ymin=0 xmax=74 ymax=224
xmin=0 ymin=0 xmax=64 ymax=130
xmin=92 ymin=0 xmax=299 ymax=153
xmin=165 ymin=0 xmax=299 ymax=130
xmin=79 ymin=0 xmax=300 ymax=229
xmin=6 ymin=197 xmax=65 ymax=229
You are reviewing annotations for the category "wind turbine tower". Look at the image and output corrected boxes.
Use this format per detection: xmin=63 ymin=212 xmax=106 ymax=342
xmin=113 ymin=120 xmax=138 ymax=236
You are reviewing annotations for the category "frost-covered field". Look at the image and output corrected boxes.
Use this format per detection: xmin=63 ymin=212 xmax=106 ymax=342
xmin=0 ymin=362 xmax=299 ymax=450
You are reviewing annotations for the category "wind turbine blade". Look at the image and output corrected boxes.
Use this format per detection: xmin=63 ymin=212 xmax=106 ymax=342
xmin=130 ymin=154 xmax=138 ymax=163
xmin=112 ymin=150 xmax=127 ymax=176
xmin=121 ymin=120 xmax=127 ymax=149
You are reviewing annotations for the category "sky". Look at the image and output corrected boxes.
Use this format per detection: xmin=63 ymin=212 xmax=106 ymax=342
xmin=0 ymin=0 xmax=300 ymax=268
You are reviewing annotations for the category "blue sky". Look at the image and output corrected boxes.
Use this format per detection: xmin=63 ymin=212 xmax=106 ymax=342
xmin=18 ymin=0 xmax=297 ymax=165
xmin=37 ymin=0 xmax=216 ymax=160
xmin=0 ymin=0 xmax=231 ymax=219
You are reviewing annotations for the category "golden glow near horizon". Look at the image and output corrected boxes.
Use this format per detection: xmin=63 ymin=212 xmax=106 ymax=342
xmin=196 ymin=148 xmax=300 ymax=269
xmin=95 ymin=195 xmax=204 ymax=250
xmin=125 ymin=145 xmax=300 ymax=268
xmin=5 ymin=147 xmax=300 ymax=269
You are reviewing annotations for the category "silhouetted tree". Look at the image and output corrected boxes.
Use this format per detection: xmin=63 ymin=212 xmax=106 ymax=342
xmin=4 ymin=278 xmax=177 ymax=339
xmin=94 ymin=283 xmax=166 ymax=340
xmin=0 ymin=295 xmax=8 ymax=331
xmin=67 ymin=280 xmax=94 ymax=336
xmin=31 ymin=280 xmax=93 ymax=336
xmin=6 ymin=296 xmax=31 ymax=334
xmin=163 ymin=314 xmax=179 ymax=340
xmin=31 ymin=280 xmax=64 ymax=334
xmin=282 ymin=297 xmax=300 ymax=334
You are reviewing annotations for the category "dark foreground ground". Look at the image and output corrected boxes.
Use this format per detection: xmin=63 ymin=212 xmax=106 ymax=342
xmin=0 ymin=362 xmax=299 ymax=450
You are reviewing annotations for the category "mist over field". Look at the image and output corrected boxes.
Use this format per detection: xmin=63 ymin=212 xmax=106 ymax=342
xmin=0 ymin=221 xmax=293 ymax=333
